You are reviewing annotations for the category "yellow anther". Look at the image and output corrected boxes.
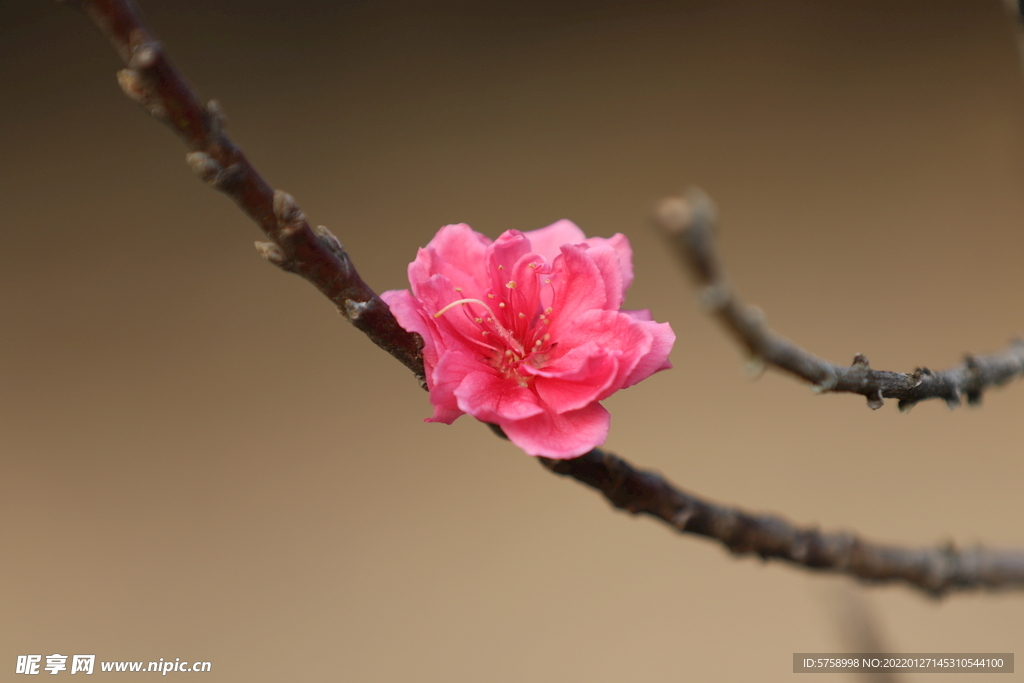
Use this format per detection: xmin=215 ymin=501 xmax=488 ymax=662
xmin=518 ymin=312 xmax=525 ymax=319
xmin=498 ymin=302 xmax=506 ymax=308
xmin=506 ymin=281 xmax=516 ymax=289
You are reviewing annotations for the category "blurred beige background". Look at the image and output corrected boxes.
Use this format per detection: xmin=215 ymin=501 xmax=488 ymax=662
xmin=3 ymin=1 xmax=1024 ymax=680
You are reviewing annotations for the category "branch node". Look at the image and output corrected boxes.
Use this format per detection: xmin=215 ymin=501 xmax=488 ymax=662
xmin=206 ymin=99 xmax=226 ymax=138
xmin=811 ymin=369 xmax=838 ymax=394
xmin=215 ymin=162 xmax=246 ymax=189
xmin=653 ymin=196 xmax=694 ymax=234
xmin=314 ymin=224 xmax=349 ymax=266
xmin=344 ymin=298 xmax=370 ymax=321
xmin=945 ymin=388 xmax=963 ymax=411
xmin=272 ymin=190 xmax=304 ymax=228
xmin=127 ymin=28 xmax=160 ymax=70
xmin=185 ymin=151 xmax=221 ymax=183
xmin=116 ymin=68 xmax=166 ymax=120
xmin=671 ymin=505 xmax=695 ymax=531
xmin=254 ymin=240 xmax=287 ymax=267
xmin=865 ymin=390 xmax=884 ymax=411
xmin=897 ymin=399 xmax=916 ymax=414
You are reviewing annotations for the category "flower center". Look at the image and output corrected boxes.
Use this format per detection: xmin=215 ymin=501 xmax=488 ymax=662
xmin=433 ymin=276 xmax=557 ymax=384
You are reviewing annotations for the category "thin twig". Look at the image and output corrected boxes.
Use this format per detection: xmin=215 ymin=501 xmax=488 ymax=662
xmin=66 ymin=0 xmax=1024 ymax=595
xmin=63 ymin=0 xmax=425 ymax=384
xmin=654 ymin=189 xmax=1024 ymax=412
xmin=540 ymin=448 xmax=1024 ymax=597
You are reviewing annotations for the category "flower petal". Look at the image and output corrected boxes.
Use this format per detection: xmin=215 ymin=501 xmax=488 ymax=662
xmin=409 ymin=224 xmax=492 ymax=299
xmin=530 ymin=346 xmax=619 ymax=413
xmin=487 ymin=230 xmax=533 ymax=282
xmin=579 ymin=242 xmax=625 ymax=311
xmin=623 ymin=319 xmax=675 ymax=386
xmin=426 ymin=350 xmax=483 ymax=424
xmin=454 ymin=370 xmax=545 ymax=422
xmin=523 ymin=219 xmax=587 ymax=261
xmin=501 ymin=402 xmax=610 ymax=458
xmin=547 ymin=244 xmax=607 ymax=336
xmin=623 ymin=308 xmax=652 ymax=322
xmin=413 ymin=274 xmax=494 ymax=355
xmin=584 ymin=233 xmax=633 ymax=293
xmin=551 ymin=309 xmax=653 ymax=396
xmin=381 ymin=288 xmax=444 ymax=373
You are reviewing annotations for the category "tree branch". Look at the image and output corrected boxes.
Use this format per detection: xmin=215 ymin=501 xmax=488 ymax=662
xmin=66 ymin=0 xmax=1024 ymax=596
xmin=541 ymin=448 xmax=1024 ymax=597
xmin=63 ymin=0 xmax=425 ymax=384
xmin=654 ymin=189 xmax=1024 ymax=412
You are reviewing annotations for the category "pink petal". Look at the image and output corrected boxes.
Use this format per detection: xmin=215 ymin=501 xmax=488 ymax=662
xmin=623 ymin=319 xmax=675 ymax=386
xmin=501 ymin=402 xmax=610 ymax=458
xmin=623 ymin=308 xmax=653 ymax=322
xmin=584 ymin=233 xmax=633 ymax=293
xmin=547 ymin=244 xmax=607 ymax=336
xmin=413 ymin=275 xmax=491 ymax=354
xmin=553 ymin=309 xmax=653 ymax=396
xmin=426 ymin=351 xmax=482 ymax=424
xmin=454 ymin=370 xmax=545 ymax=423
xmin=579 ymin=243 xmax=624 ymax=311
xmin=487 ymin=230 xmax=533 ymax=284
xmin=409 ymin=224 xmax=492 ymax=299
xmin=381 ymin=288 xmax=444 ymax=374
xmin=522 ymin=219 xmax=587 ymax=261
xmin=530 ymin=346 xmax=619 ymax=413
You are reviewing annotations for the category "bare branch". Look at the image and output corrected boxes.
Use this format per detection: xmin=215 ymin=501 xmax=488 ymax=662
xmin=540 ymin=448 xmax=1024 ymax=597
xmin=654 ymin=189 xmax=1024 ymax=412
xmin=64 ymin=0 xmax=425 ymax=383
xmin=66 ymin=0 xmax=1024 ymax=596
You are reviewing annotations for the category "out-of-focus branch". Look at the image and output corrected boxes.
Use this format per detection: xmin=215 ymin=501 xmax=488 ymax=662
xmin=831 ymin=590 xmax=901 ymax=683
xmin=63 ymin=0 xmax=425 ymax=384
xmin=66 ymin=0 xmax=1024 ymax=596
xmin=541 ymin=448 xmax=1024 ymax=597
xmin=1001 ymin=1 xmax=1024 ymax=86
xmin=654 ymin=189 xmax=1024 ymax=412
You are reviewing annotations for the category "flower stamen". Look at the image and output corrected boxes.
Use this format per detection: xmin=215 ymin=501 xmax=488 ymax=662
xmin=432 ymin=298 xmax=494 ymax=318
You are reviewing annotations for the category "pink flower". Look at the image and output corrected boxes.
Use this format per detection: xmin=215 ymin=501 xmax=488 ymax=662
xmin=381 ymin=220 xmax=675 ymax=459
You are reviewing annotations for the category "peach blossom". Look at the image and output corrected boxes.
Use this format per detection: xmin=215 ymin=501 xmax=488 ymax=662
xmin=382 ymin=220 xmax=674 ymax=458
